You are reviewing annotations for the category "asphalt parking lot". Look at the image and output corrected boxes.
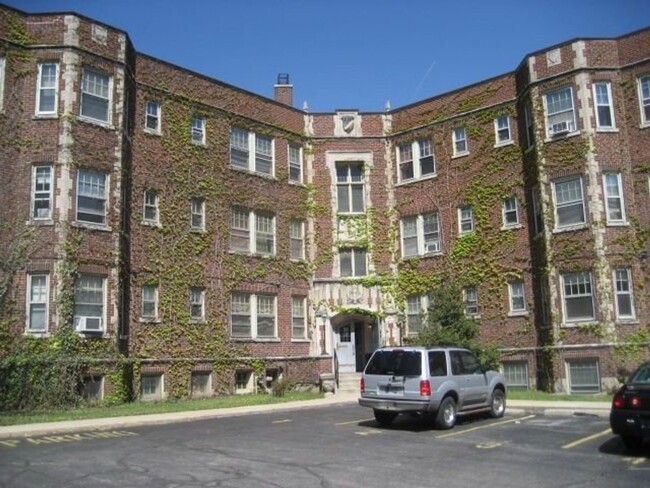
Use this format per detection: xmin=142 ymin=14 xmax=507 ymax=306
xmin=1 ymin=403 xmax=648 ymax=488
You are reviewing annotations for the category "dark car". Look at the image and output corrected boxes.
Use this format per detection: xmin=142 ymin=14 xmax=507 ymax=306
xmin=610 ymin=361 xmax=650 ymax=449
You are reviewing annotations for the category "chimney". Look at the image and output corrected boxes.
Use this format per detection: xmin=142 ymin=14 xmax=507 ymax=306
xmin=274 ymin=73 xmax=293 ymax=106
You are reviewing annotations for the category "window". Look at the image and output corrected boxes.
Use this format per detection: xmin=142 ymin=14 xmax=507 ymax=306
xmin=494 ymin=115 xmax=512 ymax=145
xmin=142 ymin=189 xmax=158 ymax=224
xmin=397 ymin=139 xmax=435 ymax=182
xmin=140 ymin=374 xmax=163 ymax=401
xmin=289 ymin=219 xmax=305 ymax=260
xmin=230 ymin=127 xmax=275 ymax=176
xmin=613 ymin=268 xmax=635 ymax=320
xmin=27 ymin=274 xmax=49 ymax=332
xmin=524 ymin=102 xmax=535 ymax=149
xmin=291 ymin=296 xmax=306 ymax=339
xmin=191 ymin=372 xmax=211 ymax=398
xmin=603 ymin=173 xmax=626 ymax=224
xmin=532 ymin=187 xmax=544 ymax=235
xmin=80 ymin=376 xmax=103 ymax=404
xmin=453 ymin=127 xmax=468 ymax=155
xmin=190 ymin=198 xmax=205 ymax=230
xmin=36 ymin=62 xmax=58 ymax=115
xmin=76 ymin=169 xmax=107 ymax=225
xmin=544 ymin=87 xmax=576 ymax=137
xmin=400 ymin=212 xmax=441 ymax=258
xmin=553 ymin=177 xmax=585 ymax=229
xmin=508 ymin=281 xmax=526 ymax=313
xmin=80 ymin=69 xmax=111 ymax=123
xmin=231 ymin=292 xmax=277 ymax=339
xmin=288 ymin=143 xmax=303 ymax=183
xmin=32 ymin=166 xmax=53 ymax=220
xmin=406 ymin=294 xmax=431 ymax=335
xmin=73 ymin=275 xmax=105 ymax=332
xmin=458 ymin=206 xmax=474 ymax=234
xmin=141 ymin=285 xmax=158 ymax=319
xmin=339 ymin=248 xmax=367 ymax=277
xmin=463 ymin=287 xmax=479 ymax=317
xmin=567 ymin=359 xmax=600 ymax=394
xmin=0 ymin=57 xmax=5 ymax=112
xmin=229 ymin=207 xmax=276 ymax=256
xmin=502 ymin=197 xmax=519 ymax=228
xmin=593 ymin=82 xmax=615 ymax=129
xmin=638 ymin=75 xmax=650 ymax=125
xmin=190 ymin=287 xmax=205 ymax=321
xmin=336 ymin=162 xmax=365 ymax=213
xmin=235 ymin=370 xmax=253 ymax=393
xmin=561 ymin=271 xmax=594 ymax=322
xmin=502 ymin=361 xmax=529 ymax=390
xmin=145 ymin=100 xmax=161 ymax=133
xmin=191 ymin=115 xmax=205 ymax=144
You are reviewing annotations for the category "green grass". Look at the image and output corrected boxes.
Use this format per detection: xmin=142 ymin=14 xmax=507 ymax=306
xmin=0 ymin=391 xmax=324 ymax=427
xmin=508 ymin=389 xmax=612 ymax=402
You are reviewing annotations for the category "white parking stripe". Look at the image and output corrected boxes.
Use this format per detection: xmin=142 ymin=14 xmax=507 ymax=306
xmin=436 ymin=415 xmax=536 ymax=438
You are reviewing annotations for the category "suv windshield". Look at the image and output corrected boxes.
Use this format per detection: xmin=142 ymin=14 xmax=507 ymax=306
xmin=365 ymin=350 xmax=422 ymax=376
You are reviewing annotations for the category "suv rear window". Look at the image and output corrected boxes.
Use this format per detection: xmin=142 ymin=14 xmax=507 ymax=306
xmin=365 ymin=350 xmax=422 ymax=376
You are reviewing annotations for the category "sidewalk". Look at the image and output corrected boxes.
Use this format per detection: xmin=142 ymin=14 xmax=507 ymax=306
xmin=0 ymin=393 xmax=611 ymax=439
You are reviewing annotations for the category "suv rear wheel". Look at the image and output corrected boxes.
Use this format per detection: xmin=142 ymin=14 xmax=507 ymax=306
xmin=374 ymin=410 xmax=397 ymax=426
xmin=434 ymin=397 xmax=457 ymax=430
xmin=489 ymin=389 xmax=506 ymax=418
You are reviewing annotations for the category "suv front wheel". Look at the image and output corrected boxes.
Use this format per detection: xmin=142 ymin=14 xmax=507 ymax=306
xmin=434 ymin=397 xmax=457 ymax=430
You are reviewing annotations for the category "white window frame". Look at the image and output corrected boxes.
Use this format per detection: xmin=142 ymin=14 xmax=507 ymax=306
xmin=288 ymin=143 xmax=303 ymax=183
xmin=141 ymin=284 xmax=158 ymax=320
xmin=289 ymin=219 xmax=305 ymax=260
xmin=291 ymin=296 xmax=307 ymax=339
xmin=592 ymin=82 xmax=615 ymax=130
xmin=142 ymin=189 xmax=159 ymax=225
xmin=36 ymin=62 xmax=58 ymax=116
xmin=336 ymin=162 xmax=365 ymax=214
xmin=638 ymin=74 xmax=650 ymax=126
xmin=603 ymin=173 xmax=626 ymax=225
xmin=190 ymin=287 xmax=205 ymax=322
xmin=397 ymin=139 xmax=436 ymax=183
xmin=552 ymin=177 xmax=586 ymax=230
xmin=230 ymin=127 xmax=275 ymax=177
xmin=80 ymin=68 xmax=112 ymax=124
xmin=613 ymin=268 xmax=635 ymax=320
xmin=406 ymin=294 xmax=431 ymax=335
xmin=231 ymin=292 xmax=277 ymax=339
xmin=73 ymin=274 xmax=105 ymax=333
xmin=229 ymin=207 xmax=276 ymax=256
xmin=144 ymin=100 xmax=161 ymax=133
xmin=463 ymin=287 xmax=479 ymax=317
xmin=400 ymin=212 xmax=442 ymax=258
xmin=544 ymin=87 xmax=577 ymax=137
xmin=508 ymin=280 xmax=527 ymax=314
xmin=339 ymin=248 xmax=367 ymax=277
xmin=561 ymin=271 xmax=595 ymax=323
xmin=502 ymin=196 xmax=519 ymax=228
xmin=458 ymin=206 xmax=474 ymax=234
xmin=32 ymin=165 xmax=53 ymax=220
xmin=494 ymin=115 xmax=512 ymax=145
xmin=140 ymin=374 xmax=163 ymax=401
xmin=502 ymin=361 xmax=529 ymax=390
xmin=191 ymin=115 xmax=205 ymax=145
xmin=452 ymin=127 xmax=468 ymax=156
xmin=567 ymin=359 xmax=601 ymax=394
xmin=0 ymin=57 xmax=5 ymax=112
xmin=76 ymin=169 xmax=107 ymax=226
xmin=190 ymin=198 xmax=205 ymax=231
xmin=26 ymin=273 xmax=49 ymax=333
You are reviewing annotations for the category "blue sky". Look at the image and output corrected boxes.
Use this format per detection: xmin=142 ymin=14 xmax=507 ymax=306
xmin=7 ymin=0 xmax=650 ymax=112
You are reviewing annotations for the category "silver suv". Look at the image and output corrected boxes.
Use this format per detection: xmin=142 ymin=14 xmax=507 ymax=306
xmin=358 ymin=346 xmax=507 ymax=429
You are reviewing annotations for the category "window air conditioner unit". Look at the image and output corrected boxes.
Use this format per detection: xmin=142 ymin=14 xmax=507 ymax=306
xmin=425 ymin=243 xmax=440 ymax=253
xmin=550 ymin=121 xmax=570 ymax=136
xmin=76 ymin=316 xmax=103 ymax=332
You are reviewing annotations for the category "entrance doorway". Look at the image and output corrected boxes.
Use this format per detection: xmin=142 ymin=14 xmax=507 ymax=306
xmin=334 ymin=318 xmax=378 ymax=373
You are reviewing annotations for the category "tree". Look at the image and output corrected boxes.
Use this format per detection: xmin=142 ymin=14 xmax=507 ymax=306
xmin=407 ymin=279 xmax=501 ymax=370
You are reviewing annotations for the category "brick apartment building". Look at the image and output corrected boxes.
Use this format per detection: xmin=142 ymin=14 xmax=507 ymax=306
xmin=0 ymin=4 xmax=648 ymax=402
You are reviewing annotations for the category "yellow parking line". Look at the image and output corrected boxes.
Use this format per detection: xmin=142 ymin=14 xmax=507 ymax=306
xmin=561 ymin=428 xmax=612 ymax=449
xmin=436 ymin=415 xmax=536 ymax=438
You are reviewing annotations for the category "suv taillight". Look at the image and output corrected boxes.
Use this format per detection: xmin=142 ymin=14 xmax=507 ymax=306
xmin=420 ymin=379 xmax=431 ymax=397
xmin=360 ymin=377 xmax=365 ymax=393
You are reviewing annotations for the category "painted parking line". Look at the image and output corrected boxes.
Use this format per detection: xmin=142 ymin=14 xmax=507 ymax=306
xmin=335 ymin=418 xmax=374 ymax=426
xmin=0 ymin=430 xmax=139 ymax=449
xmin=271 ymin=419 xmax=293 ymax=424
xmin=435 ymin=415 xmax=537 ymax=439
xmin=561 ymin=428 xmax=611 ymax=449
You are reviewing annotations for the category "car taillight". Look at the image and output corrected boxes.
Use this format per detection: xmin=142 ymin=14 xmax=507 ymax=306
xmin=630 ymin=396 xmax=642 ymax=408
xmin=612 ymin=394 xmax=625 ymax=409
xmin=420 ymin=379 xmax=431 ymax=397
xmin=613 ymin=393 xmax=642 ymax=409
xmin=360 ymin=378 xmax=365 ymax=393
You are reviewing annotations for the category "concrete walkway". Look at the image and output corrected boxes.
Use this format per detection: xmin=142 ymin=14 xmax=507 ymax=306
xmin=0 ymin=392 xmax=611 ymax=439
